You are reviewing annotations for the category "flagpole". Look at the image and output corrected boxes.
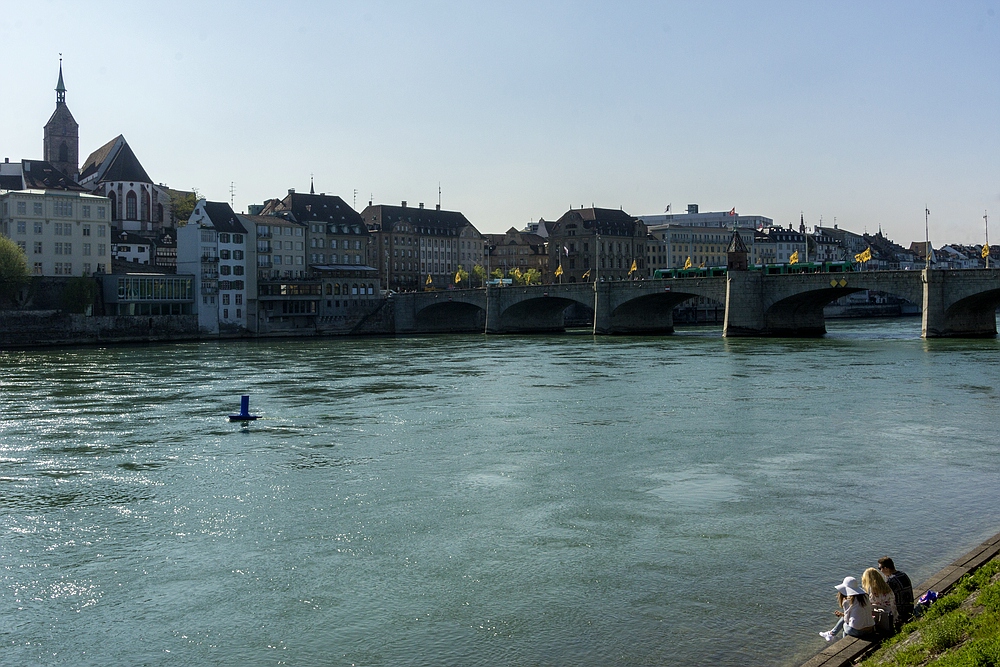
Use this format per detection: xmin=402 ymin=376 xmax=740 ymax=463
xmin=593 ymin=233 xmax=600 ymax=335
xmin=925 ymin=207 xmax=931 ymax=271
xmin=985 ymin=210 xmax=990 ymax=270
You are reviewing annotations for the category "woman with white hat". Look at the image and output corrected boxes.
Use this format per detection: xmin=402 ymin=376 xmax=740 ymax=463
xmin=819 ymin=576 xmax=876 ymax=641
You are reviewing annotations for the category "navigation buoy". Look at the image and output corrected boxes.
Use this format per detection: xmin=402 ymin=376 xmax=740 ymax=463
xmin=229 ymin=395 xmax=259 ymax=422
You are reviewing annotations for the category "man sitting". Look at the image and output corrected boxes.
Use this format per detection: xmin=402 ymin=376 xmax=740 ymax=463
xmin=878 ymin=556 xmax=914 ymax=629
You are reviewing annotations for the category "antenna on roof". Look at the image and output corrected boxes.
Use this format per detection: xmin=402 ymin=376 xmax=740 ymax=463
xmin=353 ymin=189 xmax=357 ymax=209
xmin=438 ymin=182 xmax=442 ymax=208
xmin=310 ymin=174 xmax=315 ymax=195
xmin=229 ymin=182 xmax=235 ymax=208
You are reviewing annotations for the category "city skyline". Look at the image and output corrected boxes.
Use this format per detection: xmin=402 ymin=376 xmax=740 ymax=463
xmin=2 ymin=1 xmax=998 ymax=244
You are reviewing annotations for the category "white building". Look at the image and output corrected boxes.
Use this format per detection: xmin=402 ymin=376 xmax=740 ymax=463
xmin=638 ymin=204 xmax=773 ymax=230
xmin=177 ymin=200 xmax=256 ymax=333
xmin=0 ymin=161 xmax=112 ymax=276
xmin=111 ymin=231 xmax=153 ymax=265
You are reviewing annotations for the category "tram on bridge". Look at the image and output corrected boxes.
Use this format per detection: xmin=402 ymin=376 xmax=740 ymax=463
xmin=653 ymin=260 xmax=855 ymax=279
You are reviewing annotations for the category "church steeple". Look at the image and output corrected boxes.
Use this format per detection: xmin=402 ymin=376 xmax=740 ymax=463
xmin=56 ymin=56 xmax=66 ymax=104
xmin=44 ymin=56 xmax=80 ymax=181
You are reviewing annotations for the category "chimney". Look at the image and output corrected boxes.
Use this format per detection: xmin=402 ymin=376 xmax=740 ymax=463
xmin=436 ymin=204 xmax=441 ymax=211
xmin=288 ymin=188 xmax=295 ymax=194
xmin=419 ymin=202 xmax=424 ymax=209
xmin=401 ymin=200 xmax=407 ymax=207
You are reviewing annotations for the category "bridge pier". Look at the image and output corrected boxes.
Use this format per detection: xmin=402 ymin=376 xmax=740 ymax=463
xmin=723 ymin=271 xmax=827 ymax=337
xmin=922 ymin=269 xmax=1000 ymax=338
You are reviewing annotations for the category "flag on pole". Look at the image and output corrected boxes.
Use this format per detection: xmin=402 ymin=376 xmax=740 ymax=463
xmin=425 ymin=274 xmax=433 ymax=285
xmin=983 ymin=244 xmax=991 ymax=259
xmin=628 ymin=259 xmax=637 ymax=275
xmin=926 ymin=208 xmax=931 ymax=216
xmin=854 ymin=248 xmax=872 ymax=263
xmin=582 ymin=269 xmax=591 ymax=280
xmin=454 ymin=270 xmax=462 ymax=283
xmin=563 ymin=245 xmax=569 ymax=256
xmin=789 ymin=250 xmax=799 ymax=265
xmin=665 ymin=204 xmax=671 ymax=213
xmin=683 ymin=257 xmax=692 ymax=269
xmin=554 ymin=264 xmax=563 ymax=277
xmin=729 ymin=208 xmax=736 ymax=216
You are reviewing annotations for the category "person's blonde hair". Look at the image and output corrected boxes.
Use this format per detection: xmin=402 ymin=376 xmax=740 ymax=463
xmin=862 ymin=567 xmax=892 ymax=597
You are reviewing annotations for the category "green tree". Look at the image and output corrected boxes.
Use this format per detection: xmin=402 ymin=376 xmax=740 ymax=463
xmin=169 ymin=189 xmax=200 ymax=225
xmin=523 ymin=268 xmax=542 ymax=285
xmin=61 ymin=276 xmax=98 ymax=314
xmin=490 ymin=268 xmax=504 ymax=280
xmin=0 ymin=236 xmax=30 ymax=304
xmin=471 ymin=264 xmax=486 ymax=287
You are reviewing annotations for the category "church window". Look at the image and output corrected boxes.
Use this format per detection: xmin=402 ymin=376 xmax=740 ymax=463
xmin=155 ymin=203 xmax=163 ymax=223
xmin=126 ymin=192 xmax=137 ymax=220
xmin=59 ymin=142 xmax=68 ymax=163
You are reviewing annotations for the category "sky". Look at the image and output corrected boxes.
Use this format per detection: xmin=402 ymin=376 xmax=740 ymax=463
xmin=2 ymin=1 xmax=998 ymax=245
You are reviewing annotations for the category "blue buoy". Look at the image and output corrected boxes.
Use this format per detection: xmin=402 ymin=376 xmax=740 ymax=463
xmin=229 ymin=395 xmax=259 ymax=422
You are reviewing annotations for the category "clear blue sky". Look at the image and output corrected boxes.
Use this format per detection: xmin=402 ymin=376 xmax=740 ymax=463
xmin=3 ymin=1 xmax=998 ymax=245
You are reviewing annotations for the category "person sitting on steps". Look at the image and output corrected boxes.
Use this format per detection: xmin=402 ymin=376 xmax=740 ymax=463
xmin=820 ymin=576 xmax=876 ymax=641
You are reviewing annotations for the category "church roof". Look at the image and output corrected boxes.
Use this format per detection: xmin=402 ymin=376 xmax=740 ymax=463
xmin=20 ymin=160 xmax=86 ymax=191
xmin=44 ymin=103 xmax=78 ymax=131
xmin=79 ymin=135 xmax=152 ymax=184
xmin=727 ymin=229 xmax=749 ymax=254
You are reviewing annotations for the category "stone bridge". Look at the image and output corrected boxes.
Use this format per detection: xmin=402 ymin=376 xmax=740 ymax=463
xmin=390 ymin=269 xmax=1000 ymax=338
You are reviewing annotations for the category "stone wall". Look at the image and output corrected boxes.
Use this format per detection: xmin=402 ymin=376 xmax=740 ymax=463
xmin=0 ymin=310 xmax=199 ymax=349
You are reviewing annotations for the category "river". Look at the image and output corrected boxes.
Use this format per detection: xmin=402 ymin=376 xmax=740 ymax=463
xmin=2 ymin=318 xmax=999 ymax=666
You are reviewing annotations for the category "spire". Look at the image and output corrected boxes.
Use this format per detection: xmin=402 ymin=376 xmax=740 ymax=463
xmin=310 ymin=174 xmax=315 ymax=195
xmin=55 ymin=55 xmax=66 ymax=104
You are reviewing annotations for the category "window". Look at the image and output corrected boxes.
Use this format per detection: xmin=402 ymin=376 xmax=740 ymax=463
xmin=83 ymin=224 xmax=91 ymax=236
xmin=34 ymin=222 xmax=42 ymax=234
xmin=126 ymin=191 xmax=137 ymax=220
xmin=17 ymin=201 xmax=26 ymax=215
xmin=55 ymin=242 xmax=64 ymax=255
xmin=222 ymin=294 xmax=230 ymax=305
xmin=223 ymin=309 xmax=229 ymax=319
xmin=235 ymin=294 xmax=242 ymax=305
xmin=98 ymin=243 xmax=107 ymax=256
xmin=33 ymin=262 xmax=42 ymax=275
xmin=220 ymin=249 xmax=231 ymax=260
xmin=53 ymin=199 xmax=73 ymax=217
xmin=233 ymin=266 xmax=244 ymax=275
xmin=236 ymin=309 xmax=241 ymax=318
xmin=83 ymin=243 xmax=91 ymax=256
xmin=16 ymin=221 xmax=25 ymax=234
xmin=33 ymin=202 xmax=43 ymax=215
xmin=218 ymin=233 xmax=230 ymax=243
xmin=233 ymin=250 xmax=243 ymax=260
xmin=220 ymin=265 xmax=231 ymax=275
xmin=98 ymin=226 xmax=106 ymax=237
xmin=34 ymin=242 xmax=43 ymax=254
xmin=273 ymin=255 xmax=282 ymax=265
xmin=233 ymin=234 xmax=243 ymax=244
xmin=16 ymin=241 xmax=25 ymax=252
xmin=97 ymin=205 xmax=106 ymax=220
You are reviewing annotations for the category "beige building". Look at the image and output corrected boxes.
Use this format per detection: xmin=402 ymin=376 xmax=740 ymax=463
xmin=1 ymin=175 xmax=112 ymax=277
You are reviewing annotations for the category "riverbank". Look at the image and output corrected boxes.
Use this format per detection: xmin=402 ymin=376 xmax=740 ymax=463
xmin=798 ymin=531 xmax=1000 ymax=667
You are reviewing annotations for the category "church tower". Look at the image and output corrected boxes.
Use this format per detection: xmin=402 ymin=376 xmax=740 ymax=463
xmin=43 ymin=59 xmax=80 ymax=180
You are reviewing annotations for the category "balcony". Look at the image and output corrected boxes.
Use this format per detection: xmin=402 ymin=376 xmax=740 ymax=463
xmin=257 ymin=230 xmax=272 ymax=239
xmin=202 ymin=271 xmax=219 ymax=280
xmin=201 ymin=255 xmax=218 ymax=263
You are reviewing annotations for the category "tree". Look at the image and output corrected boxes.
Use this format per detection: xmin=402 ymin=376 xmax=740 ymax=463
xmin=169 ymin=189 xmax=200 ymax=225
xmin=61 ymin=276 xmax=98 ymax=314
xmin=490 ymin=268 xmax=504 ymax=280
xmin=471 ymin=264 xmax=486 ymax=288
xmin=523 ymin=268 xmax=542 ymax=285
xmin=0 ymin=236 xmax=29 ymax=304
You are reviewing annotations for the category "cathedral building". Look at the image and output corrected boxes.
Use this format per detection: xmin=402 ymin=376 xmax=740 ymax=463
xmin=42 ymin=61 xmax=79 ymax=181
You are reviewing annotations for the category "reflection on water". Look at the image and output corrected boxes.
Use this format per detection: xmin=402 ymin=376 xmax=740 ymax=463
xmin=1 ymin=318 xmax=998 ymax=666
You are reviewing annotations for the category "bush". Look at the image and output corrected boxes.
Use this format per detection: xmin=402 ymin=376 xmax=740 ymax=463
xmin=61 ymin=276 xmax=98 ymax=313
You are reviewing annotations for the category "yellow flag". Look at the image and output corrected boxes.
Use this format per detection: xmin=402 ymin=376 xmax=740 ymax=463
xmin=789 ymin=250 xmax=799 ymax=265
xmin=683 ymin=257 xmax=692 ymax=269
xmin=628 ymin=259 xmax=637 ymax=275
xmin=854 ymin=247 xmax=872 ymax=263
xmin=581 ymin=269 xmax=591 ymax=280
xmin=983 ymin=244 xmax=991 ymax=259
xmin=454 ymin=270 xmax=461 ymax=283
xmin=554 ymin=264 xmax=563 ymax=277
xmin=513 ymin=267 xmax=522 ymax=279
xmin=425 ymin=274 xmax=433 ymax=285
